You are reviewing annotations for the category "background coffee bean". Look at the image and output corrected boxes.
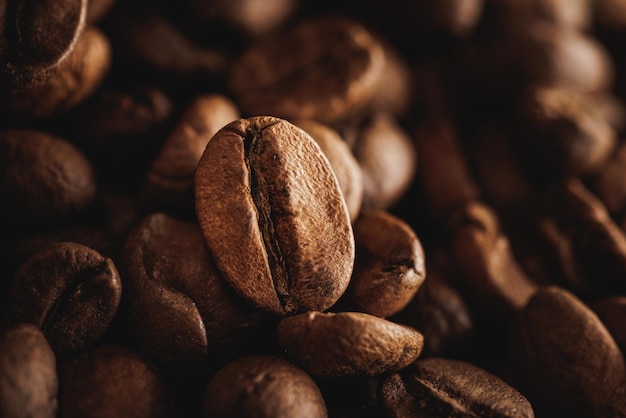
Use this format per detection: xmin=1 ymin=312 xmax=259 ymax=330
xmin=195 ymin=116 xmax=354 ymax=316
xmin=8 ymin=242 xmax=121 ymax=354
xmin=0 ymin=324 xmax=57 ymax=418
xmin=58 ymin=345 xmax=174 ymax=418
xmin=380 ymin=357 xmax=535 ymax=418
xmin=277 ymin=311 xmax=424 ymax=377
xmin=202 ymin=355 xmax=327 ymax=418
xmin=345 ymin=208 xmax=425 ymax=318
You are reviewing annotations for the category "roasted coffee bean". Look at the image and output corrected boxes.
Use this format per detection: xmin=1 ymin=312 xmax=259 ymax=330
xmin=367 ymin=40 xmax=413 ymax=118
xmin=293 ymin=118 xmax=363 ymax=222
xmin=123 ymin=212 xmax=259 ymax=372
xmin=195 ymin=116 xmax=354 ymax=316
xmin=0 ymin=324 xmax=57 ymax=418
xmin=146 ymin=94 xmax=239 ymax=214
xmin=346 ymin=209 xmax=425 ymax=318
xmin=6 ymin=26 xmax=111 ymax=119
xmin=448 ymin=202 xmax=538 ymax=316
xmin=518 ymin=85 xmax=617 ymax=177
xmin=352 ymin=113 xmax=417 ymax=210
xmin=0 ymin=0 xmax=86 ymax=87
xmin=380 ymin=357 xmax=535 ymax=418
xmin=58 ymin=345 xmax=174 ymax=418
xmin=509 ymin=285 xmax=626 ymax=418
xmin=277 ymin=311 xmax=424 ymax=377
xmin=0 ymin=129 xmax=96 ymax=231
xmin=229 ymin=16 xmax=385 ymax=124
xmin=202 ymin=355 xmax=327 ymax=418
xmin=8 ymin=242 xmax=121 ymax=354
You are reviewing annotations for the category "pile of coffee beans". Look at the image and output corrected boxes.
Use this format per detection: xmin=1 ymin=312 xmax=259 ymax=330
xmin=3 ymin=0 xmax=626 ymax=417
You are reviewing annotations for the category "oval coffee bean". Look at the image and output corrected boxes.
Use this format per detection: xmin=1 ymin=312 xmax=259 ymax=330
xmin=0 ymin=0 xmax=86 ymax=86
xmin=0 ymin=129 xmax=96 ymax=231
xmin=380 ymin=357 xmax=535 ymax=418
xmin=8 ymin=242 xmax=121 ymax=354
xmin=277 ymin=311 xmax=424 ymax=377
xmin=203 ymin=355 xmax=327 ymax=418
xmin=229 ymin=16 xmax=385 ymax=123
xmin=58 ymin=345 xmax=174 ymax=418
xmin=0 ymin=324 xmax=57 ymax=418
xmin=509 ymin=285 xmax=626 ymax=418
xmin=123 ymin=212 xmax=260 ymax=372
xmin=347 ymin=208 xmax=425 ymax=318
xmin=195 ymin=116 xmax=355 ymax=316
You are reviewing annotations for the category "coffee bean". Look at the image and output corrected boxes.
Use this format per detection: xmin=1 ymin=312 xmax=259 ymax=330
xmin=347 ymin=208 xmax=425 ymax=318
xmin=0 ymin=0 xmax=86 ymax=87
xmin=277 ymin=311 xmax=424 ymax=377
xmin=0 ymin=129 xmax=96 ymax=231
xmin=123 ymin=212 xmax=260 ymax=372
xmin=293 ymin=118 xmax=363 ymax=222
xmin=202 ymin=355 xmax=327 ymax=418
xmin=0 ymin=323 xmax=57 ymax=418
xmin=195 ymin=116 xmax=354 ymax=316
xmin=58 ymin=345 xmax=174 ymax=418
xmin=8 ymin=242 xmax=121 ymax=354
xmin=146 ymin=94 xmax=240 ymax=214
xmin=380 ymin=357 xmax=535 ymax=418
xmin=509 ymin=285 xmax=625 ymax=417
xmin=229 ymin=16 xmax=385 ymax=123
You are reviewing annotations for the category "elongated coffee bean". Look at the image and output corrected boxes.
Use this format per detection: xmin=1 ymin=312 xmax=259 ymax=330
xmin=195 ymin=116 xmax=354 ymax=316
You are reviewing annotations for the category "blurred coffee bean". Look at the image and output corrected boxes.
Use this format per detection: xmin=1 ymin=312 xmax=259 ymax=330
xmin=367 ymin=40 xmax=413 ymax=118
xmin=448 ymin=202 xmax=538 ymax=316
xmin=202 ymin=355 xmax=327 ymax=418
xmin=6 ymin=26 xmax=111 ymax=119
xmin=489 ymin=0 xmax=592 ymax=32
xmin=0 ymin=324 xmax=57 ymax=418
xmin=0 ymin=0 xmax=86 ymax=88
xmin=352 ymin=113 xmax=417 ymax=210
xmin=517 ymin=85 xmax=617 ymax=177
xmin=595 ymin=0 xmax=626 ymax=31
xmin=8 ymin=242 xmax=121 ymax=354
xmin=590 ymin=296 xmax=626 ymax=354
xmin=346 ymin=209 xmax=425 ymax=318
xmin=277 ymin=311 xmax=424 ymax=377
xmin=146 ymin=94 xmax=239 ymax=215
xmin=58 ymin=345 xmax=174 ymax=418
xmin=293 ymin=118 xmax=363 ymax=222
xmin=123 ymin=212 xmax=260 ymax=373
xmin=380 ymin=357 xmax=535 ymax=418
xmin=229 ymin=16 xmax=385 ymax=124
xmin=195 ymin=117 xmax=354 ymax=316
xmin=509 ymin=286 xmax=626 ymax=417
xmin=86 ymin=0 xmax=116 ymax=23
xmin=592 ymin=141 xmax=626 ymax=218
xmin=0 ymin=130 xmax=96 ymax=232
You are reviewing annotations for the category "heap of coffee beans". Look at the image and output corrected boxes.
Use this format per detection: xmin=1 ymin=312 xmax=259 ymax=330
xmin=3 ymin=0 xmax=626 ymax=417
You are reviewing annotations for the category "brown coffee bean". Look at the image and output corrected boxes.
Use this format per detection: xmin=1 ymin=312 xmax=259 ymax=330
xmin=596 ymin=0 xmax=626 ymax=30
xmin=8 ymin=242 xmax=121 ymax=354
xmin=0 ymin=324 xmax=57 ymax=418
xmin=293 ymin=119 xmax=363 ymax=222
xmin=347 ymin=209 xmax=425 ymax=318
xmin=380 ymin=357 xmax=535 ymax=418
xmin=518 ymin=85 xmax=617 ymax=177
xmin=509 ymin=285 xmax=625 ymax=417
xmin=59 ymin=345 xmax=174 ymax=418
xmin=123 ymin=212 xmax=260 ymax=372
xmin=277 ymin=311 xmax=424 ymax=377
xmin=537 ymin=179 xmax=626 ymax=296
xmin=352 ymin=113 xmax=417 ymax=210
xmin=590 ymin=296 xmax=626 ymax=354
xmin=0 ymin=129 xmax=96 ymax=230
xmin=202 ymin=355 xmax=327 ymax=418
xmin=229 ymin=16 xmax=385 ymax=124
xmin=146 ymin=94 xmax=239 ymax=213
xmin=367 ymin=40 xmax=413 ymax=118
xmin=195 ymin=116 xmax=354 ymax=316
xmin=7 ymin=26 xmax=111 ymax=119
xmin=86 ymin=0 xmax=116 ymax=23
xmin=0 ymin=0 xmax=86 ymax=87
xmin=448 ymin=202 xmax=538 ymax=316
